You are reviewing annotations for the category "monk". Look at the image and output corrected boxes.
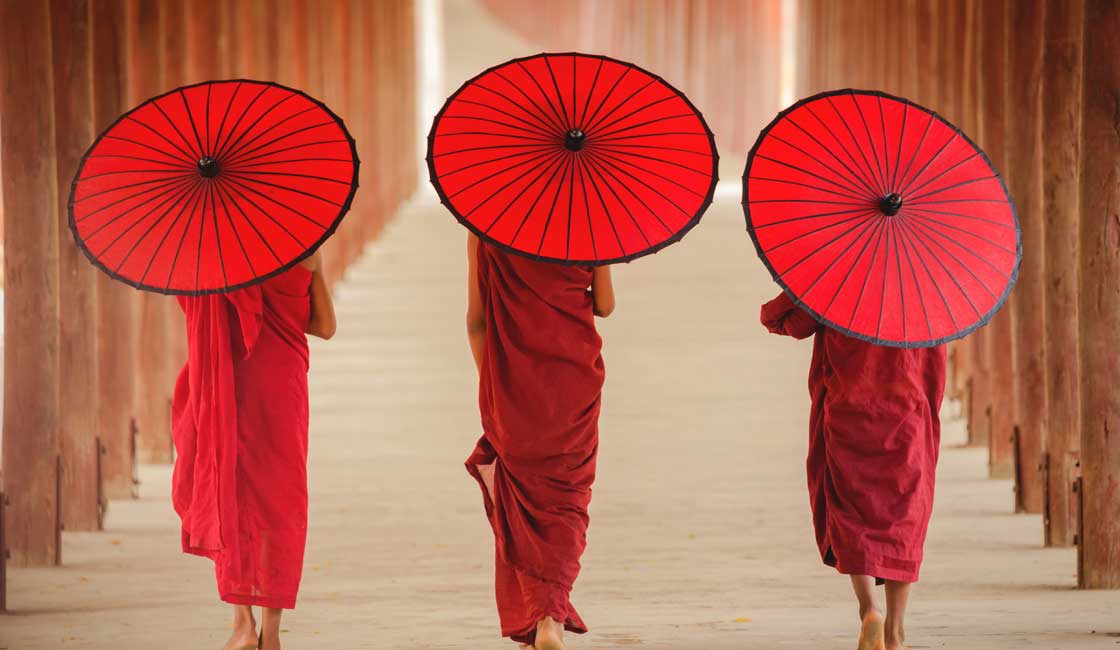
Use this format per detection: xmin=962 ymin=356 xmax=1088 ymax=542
xmin=464 ymin=234 xmax=615 ymax=650
xmin=761 ymin=291 xmax=945 ymax=650
xmin=171 ymin=251 xmax=336 ymax=650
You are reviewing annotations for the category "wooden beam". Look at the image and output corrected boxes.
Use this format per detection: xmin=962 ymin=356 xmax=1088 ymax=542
xmin=0 ymin=0 xmax=63 ymax=566
xmin=1077 ymin=0 xmax=1120 ymax=589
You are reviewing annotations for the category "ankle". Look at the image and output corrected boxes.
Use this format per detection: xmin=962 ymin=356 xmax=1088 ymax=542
xmin=884 ymin=620 xmax=905 ymax=646
xmin=859 ymin=604 xmax=883 ymax=620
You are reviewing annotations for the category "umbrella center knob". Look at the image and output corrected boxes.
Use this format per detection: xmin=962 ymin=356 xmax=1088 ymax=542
xmin=879 ymin=193 xmax=903 ymax=216
xmin=197 ymin=156 xmax=220 ymax=178
xmin=564 ymin=128 xmax=586 ymax=152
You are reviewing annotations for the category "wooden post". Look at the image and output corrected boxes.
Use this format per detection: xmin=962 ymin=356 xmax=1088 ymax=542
xmin=1005 ymin=0 xmax=1047 ymax=515
xmin=0 ymin=0 xmax=63 ymax=566
xmin=91 ymin=0 xmax=139 ymax=500
xmin=51 ymin=0 xmax=103 ymax=533
xmin=1078 ymin=0 xmax=1120 ymax=589
xmin=1041 ymin=0 xmax=1084 ymax=548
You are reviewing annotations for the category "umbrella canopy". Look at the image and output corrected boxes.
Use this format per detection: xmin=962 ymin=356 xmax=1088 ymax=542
xmin=743 ymin=89 xmax=1020 ymax=348
xmin=428 ymin=52 xmax=718 ymax=265
xmin=70 ymin=79 xmax=359 ymax=295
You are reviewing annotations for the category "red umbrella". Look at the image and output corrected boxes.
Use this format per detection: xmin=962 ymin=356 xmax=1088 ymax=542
xmin=69 ymin=79 xmax=359 ymax=295
xmin=743 ymin=89 xmax=1020 ymax=347
xmin=428 ymin=52 xmax=718 ymax=265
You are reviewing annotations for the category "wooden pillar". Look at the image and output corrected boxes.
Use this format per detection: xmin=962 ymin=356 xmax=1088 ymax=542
xmin=1005 ymin=0 xmax=1047 ymax=514
xmin=126 ymin=0 xmax=173 ymax=464
xmin=90 ymin=0 xmax=138 ymax=500
xmin=0 ymin=0 xmax=62 ymax=566
xmin=1041 ymin=0 xmax=1084 ymax=548
xmin=51 ymin=0 xmax=103 ymax=532
xmin=1077 ymin=0 xmax=1120 ymax=589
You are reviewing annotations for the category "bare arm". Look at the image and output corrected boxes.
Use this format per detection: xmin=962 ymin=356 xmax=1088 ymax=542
xmin=591 ymin=265 xmax=615 ymax=318
xmin=300 ymin=252 xmax=337 ymax=340
xmin=466 ymin=234 xmax=487 ymax=373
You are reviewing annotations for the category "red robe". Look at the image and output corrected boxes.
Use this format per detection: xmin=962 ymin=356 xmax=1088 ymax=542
xmin=761 ymin=291 xmax=945 ymax=583
xmin=172 ymin=266 xmax=312 ymax=609
xmin=466 ymin=242 xmax=605 ymax=645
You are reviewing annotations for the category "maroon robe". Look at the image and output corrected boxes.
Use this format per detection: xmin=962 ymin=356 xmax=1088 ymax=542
xmin=466 ymin=242 xmax=605 ymax=644
xmin=761 ymin=291 xmax=945 ymax=583
xmin=172 ymin=266 xmax=312 ymax=608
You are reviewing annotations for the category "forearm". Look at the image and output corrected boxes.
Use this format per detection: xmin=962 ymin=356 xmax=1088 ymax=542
xmin=468 ymin=328 xmax=486 ymax=373
xmin=306 ymin=271 xmax=336 ymax=339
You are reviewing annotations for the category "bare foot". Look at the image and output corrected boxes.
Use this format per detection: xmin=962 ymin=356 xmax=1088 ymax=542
xmin=858 ymin=609 xmax=885 ymax=650
xmin=534 ymin=616 xmax=566 ymax=650
xmin=258 ymin=629 xmax=281 ymax=650
xmin=222 ymin=626 xmax=258 ymax=650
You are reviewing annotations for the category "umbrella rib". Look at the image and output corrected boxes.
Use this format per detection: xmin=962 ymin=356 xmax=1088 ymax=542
xmin=79 ymin=168 xmax=197 ymax=182
xmin=472 ymin=81 xmax=564 ymax=135
xmin=590 ymin=130 xmax=708 ymax=144
xmin=436 ymin=147 xmax=556 ymax=180
xmin=227 ymin=156 xmax=356 ymax=170
xmin=753 ymin=151 xmax=873 ymax=200
xmin=890 ymin=103 xmax=908 ymax=191
xmin=587 ymin=151 xmax=694 ymax=219
xmin=208 ymin=182 xmax=229 ymax=288
xmin=777 ymin=210 xmax=880 ymax=279
xmin=587 ymin=93 xmax=674 ymax=138
xmin=74 ymin=172 xmax=197 ymax=207
xmin=219 ymin=176 xmax=316 ymax=246
xmin=578 ymin=57 xmax=604 ymax=128
xmin=452 ymin=98 xmax=559 ymax=138
xmin=220 ymin=103 xmax=316 ymax=165
xmin=575 ymin=156 xmax=598 ymax=259
xmin=124 ymin=117 xmax=198 ymax=164
xmin=846 ymin=217 xmax=889 ymax=330
xmin=150 ymin=98 xmax=202 ymax=160
xmin=894 ymin=218 xmax=961 ymax=331
xmin=220 ymin=169 xmax=354 ymax=187
xmin=891 ymin=221 xmax=907 ymax=342
xmin=501 ymin=154 xmax=567 ymax=241
xmin=222 ymin=118 xmax=332 ymax=169
xmin=210 ymin=81 xmax=244 ymax=161
xmin=84 ymin=177 xmax=196 ymax=242
xmin=894 ymin=112 xmax=935 ymax=196
xmin=433 ymin=141 xmax=555 ymax=159
xmin=497 ymin=68 xmax=564 ymax=134
xmin=76 ymin=176 xmax=196 ymax=227
xmin=784 ymin=116 xmax=879 ymax=198
xmin=878 ymin=96 xmax=893 ymax=191
xmin=751 ymin=198 xmax=872 ymax=207
xmin=588 ymin=142 xmax=710 ymax=179
xmin=897 ymin=217 xmax=979 ymax=320
xmin=582 ymin=155 xmax=654 ymax=247
xmin=580 ymin=154 xmax=629 ymax=256
xmin=874 ymin=217 xmax=892 ymax=340
xmin=161 ymin=181 xmax=211 ymax=292
xmin=89 ymin=152 xmax=194 ymax=170
xmin=210 ymin=83 xmax=271 ymax=160
xmin=823 ymin=96 xmax=885 ymax=196
xmin=819 ymin=217 xmax=886 ymax=319
xmin=908 ymin=174 xmax=995 ymax=203
xmin=571 ymin=55 xmax=577 ymax=127
xmin=902 ymin=211 xmax=1016 ymax=254
xmin=592 ymin=112 xmax=694 ymax=142
xmin=95 ymin=179 xmax=199 ymax=262
xmin=899 ymin=151 xmax=979 ymax=199
xmin=582 ymin=66 xmax=631 ymax=133
xmin=214 ymin=179 xmax=283 ymax=266
xmin=751 ymin=206 xmax=875 ymax=230
xmin=894 ymin=218 xmax=936 ymax=339
xmin=799 ymin=213 xmax=881 ymax=300
xmin=438 ymin=113 xmax=562 ymax=140
xmin=904 ymin=205 xmax=1015 ymax=229
xmin=896 ymin=129 xmax=960 ymax=197
xmin=179 ymin=89 xmax=207 ymax=160
xmin=543 ymin=56 xmax=572 ymax=133
xmin=447 ymin=148 xmax=560 ymax=200
xmin=761 ymin=134 xmax=877 ymax=198
xmin=223 ymin=171 xmax=342 ymax=207
xmin=517 ymin=61 xmax=571 ymax=133
xmin=565 ymin=153 xmax=575 ymax=258
xmin=435 ymin=130 xmax=558 ymax=143
xmin=901 ymin=213 xmax=1010 ymax=283
xmin=466 ymin=151 xmax=565 ymax=221
xmin=220 ymin=138 xmax=350 ymax=168
xmin=765 ymin=210 xmax=879 ymax=253
xmin=214 ymin=88 xmax=291 ymax=161
xmin=194 ymin=178 xmax=210 ymax=291
xmin=599 ymin=141 xmax=712 ymax=157
xmin=213 ymin=178 xmax=259 ymax=276
xmin=749 ymin=174 xmax=871 ymax=203
xmin=221 ymin=174 xmax=334 ymax=225
xmin=204 ymin=83 xmax=212 ymax=156
xmin=584 ymin=78 xmax=658 ymax=135
xmin=535 ymin=156 xmax=574 ymax=256
xmin=134 ymin=182 xmax=205 ymax=285
xmin=849 ymin=92 xmax=888 ymax=193
xmin=587 ymin=148 xmax=703 ymax=200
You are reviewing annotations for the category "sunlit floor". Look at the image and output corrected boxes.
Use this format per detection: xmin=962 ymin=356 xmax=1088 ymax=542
xmin=5 ymin=2 xmax=1120 ymax=649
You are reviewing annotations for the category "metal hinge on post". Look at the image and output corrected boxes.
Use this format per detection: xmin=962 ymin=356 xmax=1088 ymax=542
xmin=1012 ymin=426 xmax=1025 ymax=513
xmin=96 ymin=437 xmax=107 ymax=529
xmin=129 ymin=417 xmax=141 ymax=496
xmin=1073 ymin=476 xmax=1085 ymax=589
xmin=1041 ymin=452 xmax=1052 ymax=546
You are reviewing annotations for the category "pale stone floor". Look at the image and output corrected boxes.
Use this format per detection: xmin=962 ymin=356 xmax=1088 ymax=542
xmin=4 ymin=1 xmax=1120 ymax=648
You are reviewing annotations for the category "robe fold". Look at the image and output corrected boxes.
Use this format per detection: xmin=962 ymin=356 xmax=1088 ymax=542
xmin=761 ymin=291 xmax=945 ymax=583
xmin=172 ymin=266 xmax=312 ymax=609
xmin=466 ymin=242 xmax=605 ymax=645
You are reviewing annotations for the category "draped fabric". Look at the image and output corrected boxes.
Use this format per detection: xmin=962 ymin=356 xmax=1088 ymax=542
xmin=761 ymin=291 xmax=945 ymax=583
xmin=172 ymin=266 xmax=312 ymax=609
xmin=466 ymin=242 xmax=605 ymax=644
